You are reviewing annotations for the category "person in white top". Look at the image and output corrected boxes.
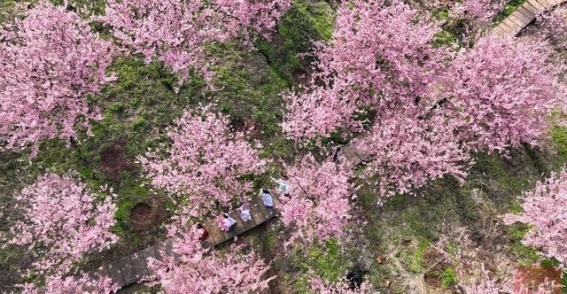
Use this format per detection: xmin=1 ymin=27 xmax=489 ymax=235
xmin=259 ymin=189 xmax=274 ymax=208
xmin=220 ymin=213 xmax=237 ymax=232
xmin=271 ymin=177 xmax=291 ymax=197
xmin=237 ymin=204 xmax=252 ymax=222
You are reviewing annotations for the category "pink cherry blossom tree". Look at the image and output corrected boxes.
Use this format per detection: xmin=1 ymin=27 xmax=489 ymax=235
xmin=101 ymin=0 xmax=291 ymax=84
xmin=21 ymin=274 xmax=118 ymax=294
xmin=0 ymin=2 xmax=115 ymax=157
xmin=5 ymin=173 xmax=118 ymax=276
xmin=459 ymin=268 xmax=559 ymax=294
xmin=282 ymin=0 xmax=443 ymax=140
xmin=353 ymin=114 xmax=470 ymax=197
xmin=503 ymin=169 xmax=567 ymax=267
xmin=538 ymin=7 xmax=567 ymax=50
xmin=138 ymin=106 xmax=265 ymax=219
xmin=449 ymin=0 xmax=505 ymax=26
xmin=214 ymin=0 xmax=293 ymax=39
xmin=147 ymin=225 xmax=274 ymax=293
xmin=279 ymin=154 xmax=352 ymax=244
xmin=439 ymin=35 xmax=562 ymax=153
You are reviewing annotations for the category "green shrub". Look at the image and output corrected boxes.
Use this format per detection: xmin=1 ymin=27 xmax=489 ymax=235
xmin=441 ymin=268 xmax=458 ymax=287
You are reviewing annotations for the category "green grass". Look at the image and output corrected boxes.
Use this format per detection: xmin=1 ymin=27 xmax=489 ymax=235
xmin=306 ymin=239 xmax=345 ymax=282
xmin=279 ymin=0 xmax=334 ymax=50
xmin=255 ymin=0 xmax=335 ymax=82
xmin=433 ymin=30 xmax=459 ymax=47
xmin=354 ymin=147 xmax=549 ymax=291
xmin=51 ymin=0 xmax=107 ymax=16
xmin=286 ymin=239 xmax=348 ymax=293
xmin=470 ymin=151 xmax=540 ymax=205
xmin=207 ymin=42 xmax=296 ymax=162
xmin=210 ymin=43 xmax=288 ymax=130
xmin=441 ymin=267 xmax=458 ymax=288
xmin=409 ymin=240 xmax=430 ymax=273
xmin=551 ymin=124 xmax=567 ymax=170
xmin=430 ymin=5 xmax=473 ymax=49
xmin=505 ymin=223 xmax=540 ymax=264
xmin=76 ymin=56 xmax=203 ymax=237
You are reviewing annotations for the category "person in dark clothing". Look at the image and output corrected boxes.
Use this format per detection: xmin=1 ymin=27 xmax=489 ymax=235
xmin=196 ymin=223 xmax=209 ymax=241
xmin=346 ymin=268 xmax=368 ymax=290
xmin=332 ymin=146 xmax=342 ymax=163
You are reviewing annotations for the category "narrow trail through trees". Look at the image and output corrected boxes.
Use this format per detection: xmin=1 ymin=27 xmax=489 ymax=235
xmin=86 ymin=195 xmax=279 ymax=289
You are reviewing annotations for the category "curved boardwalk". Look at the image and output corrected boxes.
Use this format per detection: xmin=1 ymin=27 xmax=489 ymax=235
xmin=86 ymin=0 xmax=566 ymax=290
xmin=492 ymin=0 xmax=566 ymax=37
xmin=86 ymin=195 xmax=279 ymax=289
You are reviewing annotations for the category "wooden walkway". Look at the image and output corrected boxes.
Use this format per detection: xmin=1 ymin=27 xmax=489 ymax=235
xmin=492 ymin=0 xmax=566 ymax=37
xmin=84 ymin=0 xmax=567 ymax=291
xmin=341 ymin=145 xmax=368 ymax=170
xmin=200 ymin=195 xmax=279 ymax=248
xmin=86 ymin=195 xmax=278 ymax=289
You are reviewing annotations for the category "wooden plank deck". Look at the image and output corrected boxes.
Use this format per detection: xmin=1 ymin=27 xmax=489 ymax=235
xmin=491 ymin=0 xmax=566 ymax=38
xmin=85 ymin=194 xmax=279 ymax=289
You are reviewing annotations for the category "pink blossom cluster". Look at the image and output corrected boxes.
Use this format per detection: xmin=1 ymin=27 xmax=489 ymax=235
xmin=7 ymin=173 xmax=118 ymax=276
xmin=101 ymin=0 xmax=291 ymax=84
xmin=459 ymin=266 xmax=558 ymax=294
xmin=538 ymin=7 xmax=567 ymax=50
xmin=503 ymin=169 xmax=567 ymax=267
xmin=459 ymin=264 xmax=502 ymax=294
xmin=215 ymin=0 xmax=293 ymax=39
xmin=441 ymin=35 xmax=561 ymax=153
xmin=279 ymin=154 xmax=352 ymax=243
xmin=138 ymin=106 xmax=265 ymax=219
xmin=148 ymin=225 xmax=274 ymax=293
xmin=21 ymin=274 xmax=118 ymax=294
xmin=354 ymin=114 xmax=470 ymax=196
xmin=0 ymin=2 xmax=115 ymax=157
xmin=282 ymin=0 xmax=441 ymax=139
xmin=450 ymin=0 xmax=505 ymax=25
xmin=282 ymin=0 xmax=463 ymax=196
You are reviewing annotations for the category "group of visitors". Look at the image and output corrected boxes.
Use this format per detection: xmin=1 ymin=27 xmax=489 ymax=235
xmin=197 ymin=178 xmax=291 ymax=240
xmin=206 ymin=178 xmax=290 ymax=235
xmin=218 ymin=188 xmax=276 ymax=232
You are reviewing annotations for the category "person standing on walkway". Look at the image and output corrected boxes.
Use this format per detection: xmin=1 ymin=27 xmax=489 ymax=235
xmin=259 ymin=189 xmax=274 ymax=208
xmin=332 ymin=146 xmax=342 ymax=164
xmin=237 ymin=204 xmax=252 ymax=222
xmin=218 ymin=213 xmax=237 ymax=232
xmin=271 ymin=177 xmax=291 ymax=198
xmin=196 ymin=223 xmax=209 ymax=241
